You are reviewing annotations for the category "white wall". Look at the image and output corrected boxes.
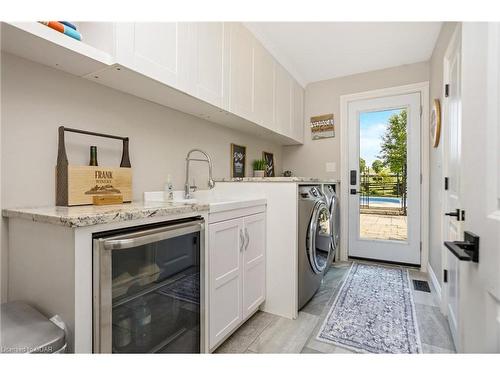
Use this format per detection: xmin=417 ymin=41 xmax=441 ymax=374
xmin=428 ymin=22 xmax=459 ymax=286
xmin=282 ymin=61 xmax=430 ymax=180
xmin=0 ymin=52 xmax=283 ymax=302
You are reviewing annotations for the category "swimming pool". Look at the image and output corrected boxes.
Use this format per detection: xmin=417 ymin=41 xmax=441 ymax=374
xmin=365 ymin=196 xmax=402 ymax=204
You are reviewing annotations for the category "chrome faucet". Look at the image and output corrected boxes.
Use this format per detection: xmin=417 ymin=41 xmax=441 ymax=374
xmin=185 ymin=149 xmax=215 ymax=199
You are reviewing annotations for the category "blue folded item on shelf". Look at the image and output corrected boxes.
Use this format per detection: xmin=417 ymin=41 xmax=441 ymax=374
xmin=63 ymin=25 xmax=82 ymax=41
xmin=59 ymin=21 xmax=77 ymax=30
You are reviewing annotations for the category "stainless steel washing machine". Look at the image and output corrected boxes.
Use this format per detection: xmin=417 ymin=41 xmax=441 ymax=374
xmin=322 ymin=184 xmax=340 ymax=261
xmin=298 ymin=185 xmax=333 ymax=310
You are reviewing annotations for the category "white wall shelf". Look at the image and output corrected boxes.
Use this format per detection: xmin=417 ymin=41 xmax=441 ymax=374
xmin=1 ymin=22 xmax=114 ymax=76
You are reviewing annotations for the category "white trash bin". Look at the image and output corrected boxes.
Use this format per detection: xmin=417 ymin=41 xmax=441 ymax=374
xmin=0 ymin=301 xmax=67 ymax=353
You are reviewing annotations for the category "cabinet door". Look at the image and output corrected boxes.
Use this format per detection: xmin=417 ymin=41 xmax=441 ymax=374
xmin=242 ymin=213 xmax=266 ymax=320
xmin=253 ymin=41 xmax=275 ymax=129
xmin=209 ymin=218 xmax=244 ymax=349
xmin=190 ymin=22 xmax=226 ymax=108
xmin=228 ymin=23 xmax=255 ymax=120
xmin=275 ymin=63 xmax=293 ymax=136
xmin=116 ymin=22 xmax=190 ymax=91
xmin=292 ymin=80 xmax=305 ymax=143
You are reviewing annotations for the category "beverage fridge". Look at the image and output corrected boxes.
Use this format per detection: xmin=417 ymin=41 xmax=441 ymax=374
xmin=93 ymin=217 xmax=205 ymax=353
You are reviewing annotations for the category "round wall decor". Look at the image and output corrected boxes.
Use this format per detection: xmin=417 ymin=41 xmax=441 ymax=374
xmin=430 ymin=98 xmax=442 ymax=148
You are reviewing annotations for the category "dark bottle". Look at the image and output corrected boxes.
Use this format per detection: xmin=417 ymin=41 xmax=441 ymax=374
xmin=89 ymin=146 xmax=98 ymax=166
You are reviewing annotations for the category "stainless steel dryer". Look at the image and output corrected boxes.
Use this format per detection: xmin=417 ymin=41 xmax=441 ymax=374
xmin=322 ymin=184 xmax=340 ymax=262
xmin=298 ymin=185 xmax=333 ymax=310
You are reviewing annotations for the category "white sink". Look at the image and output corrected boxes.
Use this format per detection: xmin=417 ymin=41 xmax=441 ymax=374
xmin=143 ymin=191 xmax=195 ymax=203
xmin=143 ymin=190 xmax=266 ymax=213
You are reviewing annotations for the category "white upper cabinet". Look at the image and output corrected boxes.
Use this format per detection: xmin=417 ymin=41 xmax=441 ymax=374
xmin=187 ymin=22 xmax=226 ymax=108
xmin=227 ymin=23 xmax=255 ymax=121
xmin=7 ymin=21 xmax=305 ymax=143
xmin=292 ymin=80 xmax=305 ymax=143
xmin=275 ymin=63 xmax=293 ymax=137
xmin=115 ymin=22 xmax=190 ymax=91
xmin=253 ymin=40 xmax=275 ymax=129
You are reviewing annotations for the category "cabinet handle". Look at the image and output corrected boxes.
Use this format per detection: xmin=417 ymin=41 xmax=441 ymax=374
xmin=239 ymin=229 xmax=245 ymax=252
xmin=244 ymin=227 xmax=250 ymax=251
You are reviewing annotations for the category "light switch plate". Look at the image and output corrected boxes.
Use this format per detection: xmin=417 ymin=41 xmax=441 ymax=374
xmin=326 ymin=162 xmax=336 ymax=173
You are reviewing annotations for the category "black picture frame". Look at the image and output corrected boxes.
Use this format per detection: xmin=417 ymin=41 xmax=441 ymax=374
xmin=262 ymin=151 xmax=275 ymax=177
xmin=231 ymin=144 xmax=246 ymax=178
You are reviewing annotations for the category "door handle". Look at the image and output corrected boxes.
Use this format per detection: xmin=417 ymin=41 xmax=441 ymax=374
xmin=350 ymin=170 xmax=357 ymax=185
xmin=244 ymin=227 xmax=250 ymax=251
xmin=350 ymin=189 xmax=361 ymax=195
xmin=239 ymin=229 xmax=245 ymax=252
xmin=445 ymin=209 xmax=460 ymax=221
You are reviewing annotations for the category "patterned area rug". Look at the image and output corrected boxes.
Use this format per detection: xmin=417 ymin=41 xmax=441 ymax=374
xmin=157 ymin=273 xmax=199 ymax=305
xmin=317 ymin=262 xmax=422 ymax=353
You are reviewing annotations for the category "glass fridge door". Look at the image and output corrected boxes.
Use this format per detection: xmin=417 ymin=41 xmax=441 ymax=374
xmin=94 ymin=219 xmax=204 ymax=353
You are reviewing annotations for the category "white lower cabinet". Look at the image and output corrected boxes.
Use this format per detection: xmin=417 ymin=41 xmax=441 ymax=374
xmin=209 ymin=211 xmax=266 ymax=350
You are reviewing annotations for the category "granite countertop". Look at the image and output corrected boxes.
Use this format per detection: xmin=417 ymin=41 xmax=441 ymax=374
xmin=2 ymin=201 xmax=209 ymax=228
xmin=216 ymin=177 xmax=340 ymax=183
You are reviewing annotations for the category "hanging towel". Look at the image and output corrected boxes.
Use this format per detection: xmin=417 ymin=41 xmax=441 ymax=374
xmin=59 ymin=21 xmax=77 ymax=30
xmin=39 ymin=21 xmax=82 ymax=41
xmin=62 ymin=25 xmax=82 ymax=41
xmin=39 ymin=21 xmax=64 ymax=33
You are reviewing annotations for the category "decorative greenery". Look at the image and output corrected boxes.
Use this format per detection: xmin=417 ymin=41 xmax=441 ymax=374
xmin=252 ymin=159 xmax=267 ymax=171
xmin=379 ymin=110 xmax=407 ymax=174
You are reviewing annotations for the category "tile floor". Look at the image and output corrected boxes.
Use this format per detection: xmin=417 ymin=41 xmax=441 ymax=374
xmin=215 ymin=261 xmax=456 ymax=354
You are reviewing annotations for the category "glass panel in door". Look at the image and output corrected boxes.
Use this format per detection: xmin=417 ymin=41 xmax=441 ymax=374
xmin=359 ymin=108 xmax=408 ymax=242
xmin=111 ymin=231 xmax=200 ymax=353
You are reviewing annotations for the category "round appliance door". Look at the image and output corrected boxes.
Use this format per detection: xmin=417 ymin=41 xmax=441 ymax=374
xmin=307 ymin=201 xmax=332 ymax=274
xmin=330 ymin=192 xmax=340 ymax=251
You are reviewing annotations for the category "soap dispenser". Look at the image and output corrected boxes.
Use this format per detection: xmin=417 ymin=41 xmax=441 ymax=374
xmin=164 ymin=175 xmax=174 ymax=201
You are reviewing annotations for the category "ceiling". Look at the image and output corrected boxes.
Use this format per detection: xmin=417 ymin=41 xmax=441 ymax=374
xmin=244 ymin=22 xmax=442 ymax=86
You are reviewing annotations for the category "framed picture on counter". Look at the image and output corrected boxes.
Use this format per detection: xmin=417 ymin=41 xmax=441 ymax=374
xmin=262 ymin=151 xmax=275 ymax=177
xmin=231 ymin=143 xmax=246 ymax=178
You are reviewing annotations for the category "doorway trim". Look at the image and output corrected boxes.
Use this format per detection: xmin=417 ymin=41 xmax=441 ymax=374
xmin=339 ymin=82 xmax=430 ymax=270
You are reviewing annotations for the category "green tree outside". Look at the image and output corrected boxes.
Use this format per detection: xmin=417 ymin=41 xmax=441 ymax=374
xmin=379 ymin=110 xmax=407 ymax=174
xmin=371 ymin=159 xmax=384 ymax=174
xmin=359 ymin=157 xmax=366 ymax=172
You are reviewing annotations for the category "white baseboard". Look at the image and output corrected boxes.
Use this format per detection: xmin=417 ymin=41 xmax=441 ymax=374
xmin=427 ymin=262 xmax=442 ymax=303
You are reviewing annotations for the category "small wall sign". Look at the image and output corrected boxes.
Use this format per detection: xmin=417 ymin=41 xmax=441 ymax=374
xmin=310 ymin=114 xmax=335 ymax=140
xmin=231 ymin=143 xmax=246 ymax=178
xmin=262 ymin=151 xmax=275 ymax=177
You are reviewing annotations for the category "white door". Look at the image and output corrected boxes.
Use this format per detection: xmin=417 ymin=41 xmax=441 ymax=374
xmin=188 ymin=22 xmax=226 ymax=108
xmin=442 ymin=27 xmax=462 ymax=347
xmin=274 ymin=63 xmax=293 ymax=137
xmin=242 ymin=213 xmax=266 ymax=319
xmin=348 ymin=93 xmax=421 ymax=265
xmin=228 ymin=23 xmax=254 ymax=120
xmin=292 ymin=80 xmax=305 ymax=143
xmin=253 ymin=40 xmax=275 ymax=129
xmin=208 ymin=217 xmax=243 ymax=349
xmin=116 ymin=23 xmax=190 ymax=91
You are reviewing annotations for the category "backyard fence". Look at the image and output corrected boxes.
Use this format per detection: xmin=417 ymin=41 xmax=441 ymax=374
xmin=359 ymin=165 xmax=407 ymax=215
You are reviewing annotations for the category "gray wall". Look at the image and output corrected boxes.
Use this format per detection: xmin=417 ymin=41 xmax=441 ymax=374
xmin=0 ymin=53 xmax=283 ymax=302
xmin=282 ymin=61 xmax=430 ymax=179
xmin=428 ymin=23 xmax=459 ymax=284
